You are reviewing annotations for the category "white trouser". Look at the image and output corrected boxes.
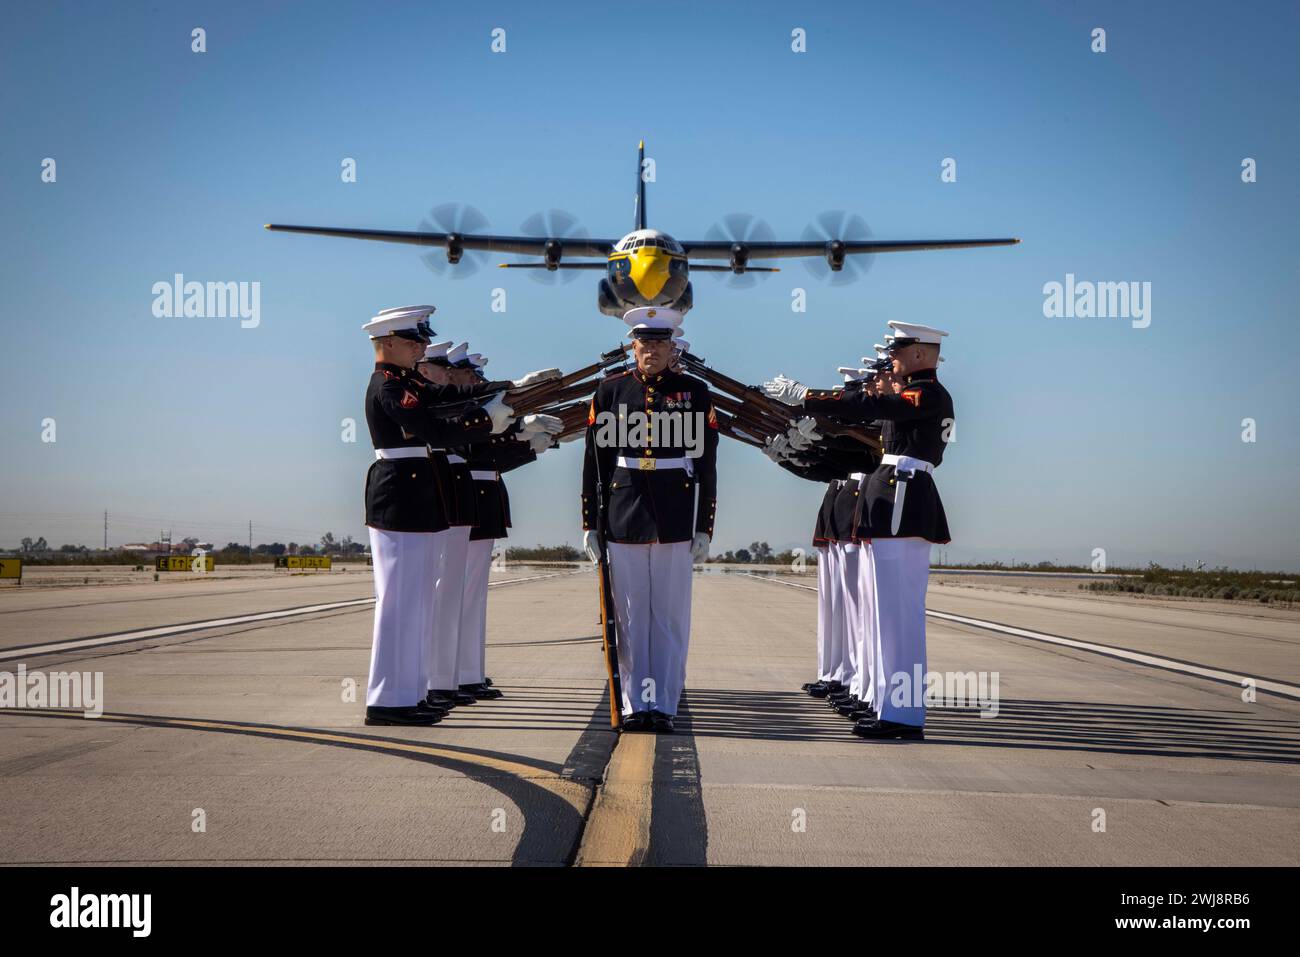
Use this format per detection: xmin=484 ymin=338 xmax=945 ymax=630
xmin=367 ymin=528 xmax=436 ymax=708
xmin=458 ymin=538 xmax=494 ymax=685
xmin=425 ymin=525 xmax=470 ymax=691
xmin=607 ymin=540 xmax=693 ymax=716
xmin=815 ymin=545 xmax=834 ymax=680
xmin=840 ymin=543 xmax=862 ymax=697
xmin=868 ymin=537 xmax=931 ymax=727
xmin=826 ymin=544 xmax=848 ymax=684
xmin=856 ymin=542 xmax=878 ymax=707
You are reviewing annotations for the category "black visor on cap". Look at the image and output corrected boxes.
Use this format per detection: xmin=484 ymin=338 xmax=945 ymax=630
xmin=887 ymin=337 xmax=919 ymax=351
xmin=631 ymin=328 xmax=674 ymax=341
xmin=392 ymin=319 xmax=434 ymax=343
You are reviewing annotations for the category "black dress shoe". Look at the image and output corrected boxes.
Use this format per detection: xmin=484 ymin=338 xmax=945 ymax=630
xmin=431 ymin=688 xmax=477 ymax=706
xmin=483 ymin=677 xmax=494 ymax=687
xmin=460 ymin=682 xmax=503 ymax=700
xmin=834 ymin=697 xmax=863 ymax=716
xmin=807 ymin=683 xmax=833 ymax=698
xmin=622 ymin=712 xmax=651 ymax=732
xmin=849 ymin=707 xmax=878 ymax=721
xmin=852 ymin=719 xmax=924 ymax=740
xmin=801 ymin=679 xmax=825 ymax=692
xmin=416 ymin=699 xmax=451 ymax=717
xmin=425 ymin=690 xmax=456 ymax=710
xmin=365 ymin=706 xmax=441 ymax=726
xmin=650 ymin=711 xmax=675 ymax=734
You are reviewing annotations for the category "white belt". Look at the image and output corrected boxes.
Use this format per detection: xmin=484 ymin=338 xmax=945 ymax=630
xmin=429 ymin=449 xmax=467 ymax=464
xmin=375 ymin=447 xmax=428 ymax=460
xmin=470 ymin=470 xmax=499 ymax=481
xmin=849 ymin=472 xmax=866 ymax=482
xmin=881 ymin=454 xmax=934 ymax=473
xmin=616 ymin=455 xmax=692 ymax=474
xmin=881 ymin=455 xmax=935 ymax=534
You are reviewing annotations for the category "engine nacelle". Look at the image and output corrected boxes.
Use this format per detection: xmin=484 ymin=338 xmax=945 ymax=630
xmin=446 ymin=234 xmax=464 ymax=265
xmin=729 ymin=242 xmax=750 ymax=274
xmin=543 ymin=239 xmax=562 ymax=271
xmin=597 ymin=278 xmax=625 ymax=317
xmin=824 ymin=239 xmax=846 ymax=272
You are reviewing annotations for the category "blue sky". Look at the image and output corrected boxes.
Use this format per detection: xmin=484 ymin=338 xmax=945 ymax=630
xmin=2 ymin=1 xmax=1298 ymax=569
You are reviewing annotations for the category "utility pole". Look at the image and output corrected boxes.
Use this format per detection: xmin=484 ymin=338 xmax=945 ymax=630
xmin=248 ymin=520 xmax=253 ymax=560
xmin=103 ymin=511 xmax=107 ymax=550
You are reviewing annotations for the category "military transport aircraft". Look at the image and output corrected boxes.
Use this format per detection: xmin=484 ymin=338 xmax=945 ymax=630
xmin=266 ymin=141 xmax=1019 ymax=317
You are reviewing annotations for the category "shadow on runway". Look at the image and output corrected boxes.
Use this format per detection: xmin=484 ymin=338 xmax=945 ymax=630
xmin=675 ymin=689 xmax=1300 ymax=765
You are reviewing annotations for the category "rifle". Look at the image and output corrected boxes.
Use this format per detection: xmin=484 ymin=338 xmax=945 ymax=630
xmin=713 ymin=410 xmax=766 ymax=448
xmin=709 ymin=392 xmax=789 ymax=440
xmin=591 ymin=437 xmax=624 ymax=731
xmin=506 ymin=345 xmax=631 ymax=416
xmin=679 ymin=351 xmax=881 ymax=453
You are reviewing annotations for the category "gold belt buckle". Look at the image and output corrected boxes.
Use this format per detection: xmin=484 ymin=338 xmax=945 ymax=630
xmin=638 ymin=458 xmax=657 ymax=471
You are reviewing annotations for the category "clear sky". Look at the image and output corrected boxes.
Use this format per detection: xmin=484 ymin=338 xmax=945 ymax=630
xmin=2 ymin=1 xmax=1298 ymax=569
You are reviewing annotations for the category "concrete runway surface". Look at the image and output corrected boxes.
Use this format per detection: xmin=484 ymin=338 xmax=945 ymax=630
xmin=1 ymin=566 xmax=1297 ymax=866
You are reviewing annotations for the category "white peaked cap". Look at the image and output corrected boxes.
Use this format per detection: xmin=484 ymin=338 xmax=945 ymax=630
xmin=363 ymin=304 xmax=436 ymax=339
xmin=623 ymin=306 xmax=683 ymax=326
xmin=377 ymin=304 xmax=437 ymax=317
xmin=447 ymin=342 xmax=470 ymax=365
xmin=423 ymin=340 xmax=452 ymax=361
xmin=886 ymin=321 xmax=949 ymax=346
xmin=672 ymin=338 xmax=690 ymax=353
xmin=469 ymin=353 xmax=487 ymax=369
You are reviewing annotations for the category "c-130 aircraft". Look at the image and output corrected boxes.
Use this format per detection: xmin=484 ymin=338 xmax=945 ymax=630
xmin=266 ymin=141 xmax=1019 ymax=317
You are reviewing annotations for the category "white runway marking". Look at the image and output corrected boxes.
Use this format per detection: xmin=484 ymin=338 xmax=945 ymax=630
xmin=0 ymin=574 xmax=561 ymax=662
xmin=739 ymin=571 xmax=1300 ymax=700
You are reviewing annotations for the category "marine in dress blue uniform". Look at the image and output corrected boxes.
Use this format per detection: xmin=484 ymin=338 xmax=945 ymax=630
xmin=765 ymin=322 xmax=953 ymax=740
xmin=581 ymin=308 xmax=718 ymax=733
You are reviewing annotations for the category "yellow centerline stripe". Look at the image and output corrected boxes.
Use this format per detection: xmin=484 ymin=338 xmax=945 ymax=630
xmin=573 ymin=732 xmax=656 ymax=866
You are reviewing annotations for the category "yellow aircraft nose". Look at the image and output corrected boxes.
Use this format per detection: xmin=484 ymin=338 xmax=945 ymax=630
xmin=628 ymin=248 xmax=672 ymax=299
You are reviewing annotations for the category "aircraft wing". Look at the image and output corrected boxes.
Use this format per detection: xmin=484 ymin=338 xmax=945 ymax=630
xmin=679 ymin=238 xmax=1020 ymax=260
xmin=264 ymin=224 xmax=619 ymax=259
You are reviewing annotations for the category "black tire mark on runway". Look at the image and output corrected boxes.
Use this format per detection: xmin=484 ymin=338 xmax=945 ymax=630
xmin=646 ymin=694 xmax=708 ymax=865
xmin=3 ymin=573 xmax=571 ymax=661
xmin=740 ymin=572 xmax=1300 ymax=699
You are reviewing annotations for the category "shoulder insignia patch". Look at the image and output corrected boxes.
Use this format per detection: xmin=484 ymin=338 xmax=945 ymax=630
xmin=900 ymin=389 xmax=922 ymax=408
xmin=400 ymin=390 xmax=419 ymax=409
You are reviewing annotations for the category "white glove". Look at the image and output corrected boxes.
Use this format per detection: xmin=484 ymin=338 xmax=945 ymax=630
xmin=769 ymin=433 xmax=790 ymax=457
xmin=582 ymin=530 xmax=600 ymax=565
xmin=786 ymin=426 xmax=812 ymax=451
xmin=520 ymin=413 xmax=563 ymax=435
xmin=527 ymin=432 xmax=552 ymax=454
xmin=762 ymin=436 xmax=781 ymax=462
xmin=511 ymin=368 xmax=562 ymax=389
xmin=794 ymin=417 xmax=823 ymax=442
xmin=482 ymin=393 xmax=516 ymax=434
xmin=761 ymin=374 xmax=808 ymax=405
xmin=690 ymin=532 xmax=710 ymax=563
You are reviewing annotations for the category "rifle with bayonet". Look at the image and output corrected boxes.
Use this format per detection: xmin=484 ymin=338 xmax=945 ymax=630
xmin=504 ymin=344 xmax=631 ymax=417
xmin=678 ymin=351 xmax=881 ymax=453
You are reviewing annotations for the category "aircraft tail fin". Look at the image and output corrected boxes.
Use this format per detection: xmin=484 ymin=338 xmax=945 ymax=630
xmin=634 ymin=140 xmax=646 ymax=231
